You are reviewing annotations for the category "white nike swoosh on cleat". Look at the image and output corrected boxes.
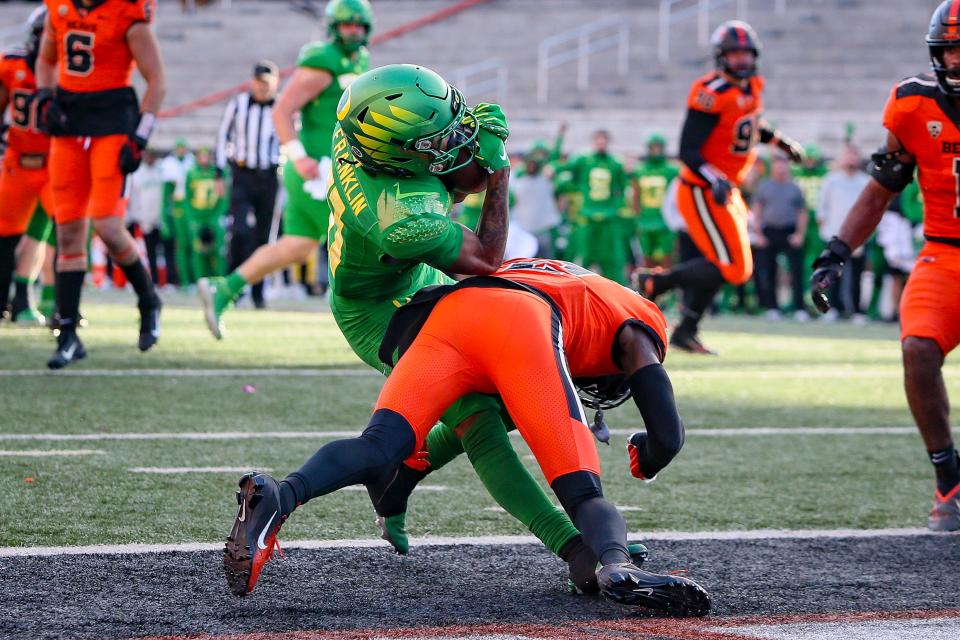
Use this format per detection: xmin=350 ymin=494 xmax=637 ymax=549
xmin=632 ymin=588 xmax=655 ymax=596
xmin=61 ymin=343 xmax=77 ymax=361
xmin=257 ymin=510 xmax=278 ymax=550
xmin=237 ymin=499 xmax=246 ymax=523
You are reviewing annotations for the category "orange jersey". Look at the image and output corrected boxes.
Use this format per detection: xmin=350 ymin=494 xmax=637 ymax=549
xmin=679 ymin=71 xmax=765 ymax=187
xmin=45 ymin=0 xmax=154 ymax=93
xmin=0 ymin=50 xmax=49 ymax=155
xmin=883 ymin=73 xmax=960 ymax=240
xmin=493 ymin=258 xmax=669 ymax=377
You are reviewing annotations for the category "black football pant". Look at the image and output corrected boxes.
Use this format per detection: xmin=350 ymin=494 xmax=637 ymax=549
xmin=228 ymin=167 xmax=278 ymax=307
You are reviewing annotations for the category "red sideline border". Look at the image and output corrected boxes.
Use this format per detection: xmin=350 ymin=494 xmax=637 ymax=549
xmin=158 ymin=0 xmax=493 ymax=119
xmin=134 ymin=608 xmax=960 ymax=640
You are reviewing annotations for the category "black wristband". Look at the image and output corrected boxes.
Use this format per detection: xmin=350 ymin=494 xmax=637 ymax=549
xmin=825 ymin=237 xmax=852 ymax=262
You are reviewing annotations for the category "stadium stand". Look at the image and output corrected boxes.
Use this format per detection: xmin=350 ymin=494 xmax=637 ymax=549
xmin=0 ymin=0 xmax=934 ymax=151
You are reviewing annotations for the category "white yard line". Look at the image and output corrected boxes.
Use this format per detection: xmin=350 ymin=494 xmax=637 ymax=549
xmin=0 ymin=449 xmax=104 ymax=457
xmin=0 ymin=368 xmax=378 ymax=378
xmin=128 ymin=467 xmax=272 ymax=474
xmin=0 ymin=427 xmax=918 ymax=442
xmin=2 ymin=367 xmax=958 ymax=379
xmin=0 ymin=527 xmax=952 ymax=558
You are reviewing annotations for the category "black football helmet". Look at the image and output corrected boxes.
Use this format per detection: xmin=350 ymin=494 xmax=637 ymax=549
xmin=928 ymin=0 xmax=960 ymax=97
xmin=711 ymin=20 xmax=760 ymax=79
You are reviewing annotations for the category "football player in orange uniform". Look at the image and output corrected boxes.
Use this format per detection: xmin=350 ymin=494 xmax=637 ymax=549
xmin=223 ymin=258 xmax=710 ymax=615
xmin=0 ymin=8 xmax=54 ymax=322
xmin=35 ymin=0 xmax=166 ymax=368
xmin=635 ymin=21 xmax=804 ymax=354
xmin=811 ymin=0 xmax=960 ymax=532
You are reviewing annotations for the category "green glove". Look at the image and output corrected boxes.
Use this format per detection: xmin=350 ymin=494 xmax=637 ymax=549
xmin=474 ymin=127 xmax=510 ymax=173
xmin=468 ymin=103 xmax=509 ymax=141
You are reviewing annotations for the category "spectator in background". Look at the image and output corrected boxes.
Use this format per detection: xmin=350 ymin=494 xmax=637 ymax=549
xmin=753 ymin=156 xmax=809 ymax=321
xmin=792 ymin=144 xmax=829 ymax=278
xmin=128 ymin=149 xmax=166 ymax=285
xmin=215 ymin=60 xmax=281 ymax=308
xmin=818 ymin=144 xmax=871 ymax=321
xmin=875 ymin=195 xmax=917 ymax=322
xmin=160 ymin=138 xmax=195 ymax=288
xmin=511 ymin=140 xmax=562 ymax=258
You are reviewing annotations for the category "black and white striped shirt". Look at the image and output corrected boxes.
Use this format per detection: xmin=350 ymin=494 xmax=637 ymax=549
xmin=215 ymin=93 xmax=280 ymax=171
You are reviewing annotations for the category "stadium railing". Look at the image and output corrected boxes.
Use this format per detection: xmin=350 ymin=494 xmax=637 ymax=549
xmin=450 ymin=58 xmax=508 ymax=104
xmin=536 ymin=16 xmax=629 ymax=105
xmin=657 ymin=0 xmax=788 ymax=62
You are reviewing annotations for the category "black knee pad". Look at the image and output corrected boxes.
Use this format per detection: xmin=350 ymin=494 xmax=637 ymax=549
xmin=551 ymin=470 xmax=603 ymax=519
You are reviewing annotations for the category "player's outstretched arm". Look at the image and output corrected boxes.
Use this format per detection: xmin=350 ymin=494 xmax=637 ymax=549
xmin=810 ymin=131 xmax=909 ymax=313
xmin=448 ymin=165 xmax=511 ymax=274
xmin=274 ymin=68 xmax=332 ymax=181
xmin=759 ymin=121 xmax=805 ymax=163
xmin=619 ymin=325 xmax=684 ymax=482
xmin=34 ymin=16 xmax=56 ymax=90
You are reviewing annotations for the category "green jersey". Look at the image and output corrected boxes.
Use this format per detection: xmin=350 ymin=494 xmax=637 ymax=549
xmin=564 ymin=152 xmax=626 ymax=220
xmin=633 ymin=158 xmax=679 ymax=230
xmin=184 ymin=165 xmax=227 ymax=218
xmin=326 ymin=125 xmax=463 ymax=300
xmin=296 ymin=40 xmax=369 ymax=160
xmin=900 ymin=175 xmax=924 ymax=225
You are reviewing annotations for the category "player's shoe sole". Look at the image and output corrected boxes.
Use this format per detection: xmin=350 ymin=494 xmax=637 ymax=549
xmin=631 ymin=267 xmax=664 ymax=302
xmin=223 ymin=473 xmax=285 ymax=597
xmin=197 ymin=278 xmax=223 ymax=340
xmin=929 ymin=483 xmax=960 ymax=532
xmin=669 ymin=329 xmax=717 ymax=355
xmin=597 ymin=562 xmax=711 ymax=616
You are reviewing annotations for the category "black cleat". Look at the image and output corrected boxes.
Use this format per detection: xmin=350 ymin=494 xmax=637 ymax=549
xmin=631 ymin=267 xmax=665 ymax=302
xmin=597 ymin=563 xmax=711 ymax=616
xmin=223 ymin=473 xmax=286 ymax=597
xmin=669 ymin=329 xmax=717 ymax=355
xmin=47 ymin=329 xmax=86 ymax=369
xmin=567 ymin=543 xmax=650 ymax=595
xmin=138 ymin=298 xmax=162 ymax=352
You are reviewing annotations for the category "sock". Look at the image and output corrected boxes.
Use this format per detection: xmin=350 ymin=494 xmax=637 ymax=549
xmin=12 ymin=276 xmax=30 ymax=311
xmin=572 ymin=497 xmax=630 ymax=566
xmin=282 ymin=408 xmax=415 ymax=513
xmin=40 ymin=284 xmax=55 ymax=317
xmin=366 ymin=462 xmax=428 ymax=517
xmin=224 ymin=271 xmax=248 ymax=298
xmin=677 ymin=279 xmax=723 ymax=336
xmin=0 ymin=234 xmax=20 ymax=313
xmin=119 ymin=260 xmax=159 ymax=306
xmin=424 ymin=422 xmax=466 ymax=470
xmin=460 ymin=409 xmax=581 ymax=556
xmin=657 ymin=258 xmax=723 ymax=295
xmin=55 ymin=270 xmax=85 ymax=330
xmin=930 ymin=445 xmax=960 ymax=495
xmin=278 ymin=480 xmax=298 ymax=517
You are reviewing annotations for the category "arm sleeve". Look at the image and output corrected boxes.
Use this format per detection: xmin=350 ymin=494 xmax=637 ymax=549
xmin=377 ymin=178 xmax=464 ymax=269
xmin=678 ymin=108 xmax=721 ymax=178
xmin=215 ymin=97 xmax=237 ymax=171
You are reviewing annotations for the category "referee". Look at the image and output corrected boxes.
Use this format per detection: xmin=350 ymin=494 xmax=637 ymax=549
xmin=215 ymin=60 xmax=281 ymax=308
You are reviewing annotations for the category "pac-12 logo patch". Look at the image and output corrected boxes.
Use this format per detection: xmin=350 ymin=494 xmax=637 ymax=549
xmin=58 ymin=4 xmax=68 ymax=16
xmin=928 ymin=120 xmax=943 ymax=139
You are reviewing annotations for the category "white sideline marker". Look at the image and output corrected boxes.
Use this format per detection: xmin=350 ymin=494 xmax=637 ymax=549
xmin=0 ymin=449 xmax=104 ymax=457
xmin=0 ymin=527 xmax=953 ymax=558
xmin=0 ymin=368 xmax=379 ymax=378
xmin=0 ymin=426 xmax=918 ymax=443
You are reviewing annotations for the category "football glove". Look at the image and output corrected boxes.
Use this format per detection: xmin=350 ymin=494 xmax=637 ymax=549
xmin=810 ymin=237 xmax=852 ymax=313
xmin=776 ymin=135 xmax=806 ymax=164
xmin=627 ymin=432 xmax=655 ymax=482
xmin=468 ymin=103 xmax=509 ymax=141
xmin=34 ymin=88 xmax=68 ymax=135
xmin=473 ymin=127 xmax=510 ymax=173
xmin=119 ymin=113 xmax=157 ymax=175
xmin=700 ymin=164 xmax=732 ymax=205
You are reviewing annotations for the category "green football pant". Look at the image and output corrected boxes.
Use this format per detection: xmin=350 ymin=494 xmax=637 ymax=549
xmin=578 ymin=218 xmax=630 ymax=284
xmin=171 ymin=203 xmax=195 ymax=286
xmin=330 ymin=283 xmax=581 ymax=556
xmin=189 ymin=213 xmax=227 ymax=279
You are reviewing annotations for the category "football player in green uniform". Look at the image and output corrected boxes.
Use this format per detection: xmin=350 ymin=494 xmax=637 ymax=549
xmin=564 ymin=131 xmax=629 ymax=283
xmin=316 ymin=64 xmax=638 ymax=592
xmin=184 ymin=148 xmax=228 ymax=280
xmin=199 ymin=0 xmax=371 ymax=338
xmin=634 ymin=134 xmax=679 ymax=267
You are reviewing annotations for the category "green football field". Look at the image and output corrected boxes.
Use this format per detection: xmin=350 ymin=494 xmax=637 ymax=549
xmin=2 ymin=292 xmax=955 ymax=548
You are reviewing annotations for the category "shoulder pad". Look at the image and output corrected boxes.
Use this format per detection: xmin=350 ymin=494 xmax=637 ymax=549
xmin=701 ymin=73 xmax=734 ymax=95
xmin=2 ymin=48 xmax=27 ymax=61
xmin=895 ymin=73 xmax=939 ymax=100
